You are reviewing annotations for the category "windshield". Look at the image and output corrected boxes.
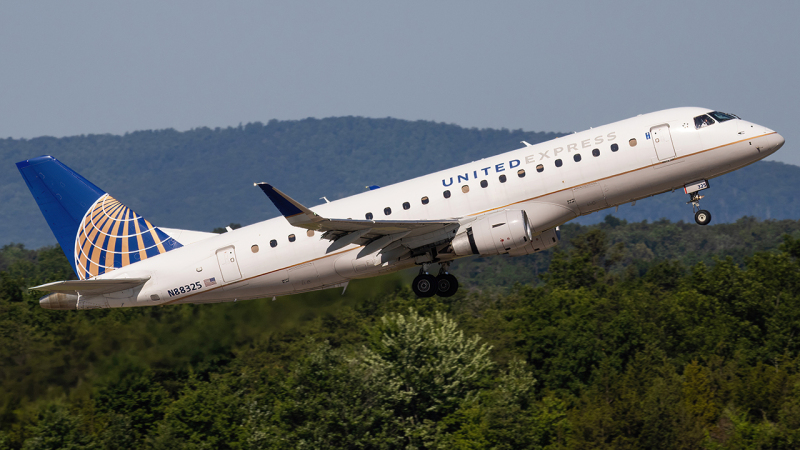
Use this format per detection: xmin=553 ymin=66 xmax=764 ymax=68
xmin=708 ymin=111 xmax=739 ymax=123
xmin=694 ymin=114 xmax=716 ymax=129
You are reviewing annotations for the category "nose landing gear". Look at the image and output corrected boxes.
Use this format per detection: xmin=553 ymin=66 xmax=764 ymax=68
xmin=685 ymin=180 xmax=712 ymax=226
xmin=412 ymin=262 xmax=459 ymax=298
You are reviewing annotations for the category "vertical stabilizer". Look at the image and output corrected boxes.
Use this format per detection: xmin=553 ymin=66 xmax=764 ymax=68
xmin=16 ymin=156 xmax=182 ymax=279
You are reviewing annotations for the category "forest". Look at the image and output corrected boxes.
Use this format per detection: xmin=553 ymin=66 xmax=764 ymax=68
xmin=2 ymin=216 xmax=800 ymax=449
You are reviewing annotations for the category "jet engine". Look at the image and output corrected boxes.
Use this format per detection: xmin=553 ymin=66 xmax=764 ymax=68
xmin=507 ymin=227 xmax=560 ymax=256
xmin=452 ymin=210 xmax=532 ymax=256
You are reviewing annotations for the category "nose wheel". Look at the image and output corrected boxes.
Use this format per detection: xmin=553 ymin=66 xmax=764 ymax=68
xmin=412 ymin=263 xmax=459 ymax=298
xmin=685 ymin=180 xmax=712 ymax=226
xmin=694 ymin=209 xmax=712 ymax=226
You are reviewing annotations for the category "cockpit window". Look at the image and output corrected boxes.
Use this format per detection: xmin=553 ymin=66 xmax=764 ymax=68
xmin=708 ymin=111 xmax=739 ymax=123
xmin=694 ymin=114 xmax=716 ymax=129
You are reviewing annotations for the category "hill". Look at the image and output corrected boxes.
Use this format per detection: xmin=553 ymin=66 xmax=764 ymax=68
xmin=2 ymin=117 xmax=798 ymax=248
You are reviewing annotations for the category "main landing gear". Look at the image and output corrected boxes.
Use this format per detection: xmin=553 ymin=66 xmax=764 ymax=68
xmin=412 ymin=262 xmax=459 ymax=298
xmin=685 ymin=180 xmax=712 ymax=226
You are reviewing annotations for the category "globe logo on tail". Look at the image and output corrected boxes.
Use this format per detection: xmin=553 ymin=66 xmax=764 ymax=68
xmin=75 ymin=194 xmax=182 ymax=280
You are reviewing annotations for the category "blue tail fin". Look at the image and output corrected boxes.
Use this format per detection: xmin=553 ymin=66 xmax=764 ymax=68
xmin=16 ymin=156 xmax=182 ymax=279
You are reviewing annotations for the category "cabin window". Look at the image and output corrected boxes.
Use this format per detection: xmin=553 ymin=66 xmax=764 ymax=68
xmin=480 ymin=180 xmax=488 ymax=188
xmin=611 ymin=143 xmax=619 ymax=152
xmin=365 ymin=212 xmax=373 ymax=220
xmin=629 ymin=138 xmax=637 ymax=147
xmin=517 ymin=169 xmax=526 ymax=178
xmin=288 ymin=234 xmax=296 ymax=242
xmin=403 ymin=201 xmax=410 ymax=210
xmin=573 ymin=154 xmax=581 ymax=162
xmin=592 ymin=148 xmax=600 ymax=157
xmin=694 ymin=114 xmax=716 ymax=129
xmin=384 ymin=207 xmax=392 ymax=215
xmin=499 ymin=174 xmax=507 ymax=183
xmin=421 ymin=196 xmax=430 ymax=205
xmin=443 ymin=190 xmax=451 ymax=198
xmin=307 ymin=230 xmax=314 ymax=237
xmin=270 ymin=239 xmax=277 ymax=248
xmin=536 ymin=164 xmax=544 ymax=173
xmin=555 ymin=159 xmax=563 ymax=167
xmin=461 ymin=185 xmax=469 ymax=193
xmin=251 ymin=244 xmax=259 ymax=253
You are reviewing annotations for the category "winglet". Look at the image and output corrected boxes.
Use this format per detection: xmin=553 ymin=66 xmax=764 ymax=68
xmin=255 ymin=183 xmax=325 ymax=228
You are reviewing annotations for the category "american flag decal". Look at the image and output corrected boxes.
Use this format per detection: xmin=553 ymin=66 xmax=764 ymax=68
xmin=204 ymin=277 xmax=217 ymax=287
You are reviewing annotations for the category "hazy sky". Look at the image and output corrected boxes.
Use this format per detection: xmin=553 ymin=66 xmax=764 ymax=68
xmin=2 ymin=1 xmax=798 ymax=165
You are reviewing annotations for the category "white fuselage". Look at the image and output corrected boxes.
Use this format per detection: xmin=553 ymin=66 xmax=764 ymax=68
xmin=76 ymin=107 xmax=785 ymax=309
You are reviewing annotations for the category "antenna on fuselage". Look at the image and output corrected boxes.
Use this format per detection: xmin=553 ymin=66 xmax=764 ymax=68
xmin=521 ymin=141 xmax=533 ymax=147
xmin=320 ymin=197 xmax=330 ymax=203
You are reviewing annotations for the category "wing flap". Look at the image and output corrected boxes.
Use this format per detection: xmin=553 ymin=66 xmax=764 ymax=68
xmin=31 ymin=277 xmax=151 ymax=295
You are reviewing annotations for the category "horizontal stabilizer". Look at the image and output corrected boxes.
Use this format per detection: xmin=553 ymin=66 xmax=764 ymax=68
xmin=31 ymin=277 xmax=151 ymax=295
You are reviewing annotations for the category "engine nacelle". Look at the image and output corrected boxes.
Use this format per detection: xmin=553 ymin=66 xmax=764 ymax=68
xmin=507 ymin=227 xmax=560 ymax=256
xmin=452 ymin=210 xmax=532 ymax=256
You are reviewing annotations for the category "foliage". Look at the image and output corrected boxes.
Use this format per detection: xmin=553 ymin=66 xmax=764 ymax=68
xmin=3 ymin=218 xmax=800 ymax=448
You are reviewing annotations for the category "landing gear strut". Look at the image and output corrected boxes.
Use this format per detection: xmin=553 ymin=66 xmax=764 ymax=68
xmin=685 ymin=180 xmax=712 ymax=226
xmin=412 ymin=262 xmax=459 ymax=298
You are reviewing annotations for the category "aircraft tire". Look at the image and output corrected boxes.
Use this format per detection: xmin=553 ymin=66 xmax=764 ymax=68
xmin=412 ymin=273 xmax=438 ymax=298
xmin=695 ymin=210 xmax=712 ymax=226
xmin=436 ymin=274 xmax=459 ymax=297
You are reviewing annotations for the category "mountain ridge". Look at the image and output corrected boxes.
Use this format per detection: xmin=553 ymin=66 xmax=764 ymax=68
xmin=2 ymin=117 xmax=796 ymax=248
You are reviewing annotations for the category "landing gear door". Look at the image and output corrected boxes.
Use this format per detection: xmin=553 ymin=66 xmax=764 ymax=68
xmin=650 ymin=124 xmax=676 ymax=161
xmin=215 ymin=246 xmax=242 ymax=282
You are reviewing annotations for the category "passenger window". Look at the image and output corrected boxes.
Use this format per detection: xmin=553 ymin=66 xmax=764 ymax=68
xmin=517 ymin=169 xmax=526 ymax=178
xmin=384 ymin=207 xmax=391 ymax=215
xmin=592 ymin=148 xmax=600 ymax=157
xmin=462 ymin=185 xmax=469 ymax=193
xmin=694 ymin=114 xmax=715 ymax=129
xmin=629 ymin=138 xmax=637 ymax=147
xmin=611 ymin=143 xmax=619 ymax=152
xmin=555 ymin=159 xmax=563 ymax=167
xmin=270 ymin=239 xmax=277 ymax=248
xmin=443 ymin=190 xmax=451 ymax=198
xmin=251 ymin=244 xmax=259 ymax=253
xmin=403 ymin=202 xmax=410 ymax=210
xmin=536 ymin=164 xmax=544 ymax=173
xmin=288 ymin=234 xmax=296 ymax=242
xmin=307 ymin=230 xmax=314 ymax=237
xmin=480 ymin=180 xmax=488 ymax=188
xmin=365 ymin=212 xmax=373 ymax=220
xmin=421 ymin=196 xmax=429 ymax=205
xmin=573 ymin=154 xmax=581 ymax=162
xmin=499 ymin=174 xmax=507 ymax=183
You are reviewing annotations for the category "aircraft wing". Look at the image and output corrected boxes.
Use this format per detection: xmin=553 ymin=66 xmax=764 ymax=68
xmin=30 ymin=277 xmax=151 ymax=295
xmin=256 ymin=183 xmax=459 ymax=253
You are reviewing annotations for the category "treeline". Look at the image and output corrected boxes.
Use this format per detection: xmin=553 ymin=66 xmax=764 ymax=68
xmin=2 ymin=218 xmax=800 ymax=448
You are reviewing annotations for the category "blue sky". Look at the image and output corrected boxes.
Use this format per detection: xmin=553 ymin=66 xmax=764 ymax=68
xmin=2 ymin=1 xmax=798 ymax=165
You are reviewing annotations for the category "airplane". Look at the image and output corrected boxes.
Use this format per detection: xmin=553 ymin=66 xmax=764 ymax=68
xmin=16 ymin=107 xmax=785 ymax=310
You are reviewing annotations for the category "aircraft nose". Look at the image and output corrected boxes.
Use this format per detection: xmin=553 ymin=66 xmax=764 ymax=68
xmin=772 ymin=132 xmax=785 ymax=152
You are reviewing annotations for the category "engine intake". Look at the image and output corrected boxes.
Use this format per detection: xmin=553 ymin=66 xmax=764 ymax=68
xmin=452 ymin=210 xmax=532 ymax=256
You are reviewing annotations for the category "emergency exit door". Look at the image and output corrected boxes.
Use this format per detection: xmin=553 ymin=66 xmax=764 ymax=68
xmin=650 ymin=124 xmax=676 ymax=161
xmin=216 ymin=246 xmax=242 ymax=282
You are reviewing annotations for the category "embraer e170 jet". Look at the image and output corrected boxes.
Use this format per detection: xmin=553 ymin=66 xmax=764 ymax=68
xmin=16 ymin=107 xmax=784 ymax=310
